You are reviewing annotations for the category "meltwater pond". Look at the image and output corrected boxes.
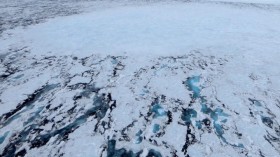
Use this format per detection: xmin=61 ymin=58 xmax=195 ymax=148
xmin=0 ymin=131 xmax=9 ymax=145
xmin=185 ymin=76 xmax=201 ymax=99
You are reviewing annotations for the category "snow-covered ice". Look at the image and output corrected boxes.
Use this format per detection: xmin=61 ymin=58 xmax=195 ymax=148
xmin=0 ymin=0 xmax=280 ymax=157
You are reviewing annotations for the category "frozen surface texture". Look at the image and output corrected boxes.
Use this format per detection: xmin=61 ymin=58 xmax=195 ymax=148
xmin=0 ymin=51 xmax=279 ymax=157
xmin=0 ymin=0 xmax=280 ymax=157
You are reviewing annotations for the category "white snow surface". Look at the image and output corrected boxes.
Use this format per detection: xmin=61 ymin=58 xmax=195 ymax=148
xmin=1 ymin=1 xmax=280 ymax=58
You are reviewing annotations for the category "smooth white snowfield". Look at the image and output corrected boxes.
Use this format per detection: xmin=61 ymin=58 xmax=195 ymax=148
xmin=1 ymin=1 xmax=280 ymax=157
xmin=1 ymin=1 xmax=280 ymax=57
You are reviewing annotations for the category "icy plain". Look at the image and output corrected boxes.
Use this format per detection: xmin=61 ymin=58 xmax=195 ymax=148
xmin=0 ymin=0 xmax=280 ymax=157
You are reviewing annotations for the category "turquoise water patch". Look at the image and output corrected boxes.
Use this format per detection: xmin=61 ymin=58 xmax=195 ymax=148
xmin=0 ymin=131 xmax=9 ymax=144
xmin=135 ymin=130 xmax=143 ymax=144
xmin=213 ymin=122 xmax=227 ymax=143
xmin=196 ymin=121 xmax=202 ymax=129
xmin=136 ymin=130 xmax=143 ymax=136
xmin=201 ymin=105 xmax=229 ymax=122
xmin=214 ymin=122 xmax=224 ymax=136
xmin=210 ymin=111 xmax=218 ymax=121
xmin=181 ymin=109 xmax=197 ymax=125
xmin=151 ymin=104 xmax=166 ymax=118
xmin=153 ymin=124 xmax=161 ymax=133
xmin=185 ymin=76 xmax=201 ymax=99
xmin=135 ymin=136 xmax=143 ymax=144
xmin=214 ymin=108 xmax=229 ymax=117
xmin=182 ymin=75 xmax=244 ymax=148
xmin=201 ymin=103 xmax=212 ymax=114
xmin=221 ymin=119 xmax=227 ymax=123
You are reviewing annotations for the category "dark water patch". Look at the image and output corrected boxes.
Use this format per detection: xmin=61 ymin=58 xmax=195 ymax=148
xmin=249 ymin=99 xmax=277 ymax=129
xmin=261 ymin=116 xmax=273 ymax=128
xmin=214 ymin=122 xmax=224 ymax=137
xmin=221 ymin=119 xmax=227 ymax=123
xmin=136 ymin=130 xmax=143 ymax=137
xmin=196 ymin=121 xmax=202 ymax=129
xmin=213 ymin=123 xmax=244 ymax=149
xmin=201 ymin=104 xmax=229 ymax=122
xmin=0 ymin=93 xmax=114 ymax=157
xmin=182 ymin=74 xmax=246 ymax=150
xmin=107 ymin=140 xmax=142 ymax=157
xmin=31 ymin=93 xmax=113 ymax=148
xmin=210 ymin=111 xmax=219 ymax=121
xmin=0 ymin=131 xmax=9 ymax=144
xmin=181 ymin=109 xmax=197 ymax=125
xmin=151 ymin=103 xmax=166 ymax=118
xmin=135 ymin=137 xmax=143 ymax=144
xmin=1 ymin=124 xmax=37 ymax=157
xmin=213 ymin=122 xmax=227 ymax=143
xmin=107 ymin=140 xmax=162 ymax=157
xmin=135 ymin=130 xmax=143 ymax=144
xmin=0 ymin=84 xmax=59 ymax=128
xmin=183 ymin=75 xmax=238 ymax=148
xmin=201 ymin=102 xmax=212 ymax=114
